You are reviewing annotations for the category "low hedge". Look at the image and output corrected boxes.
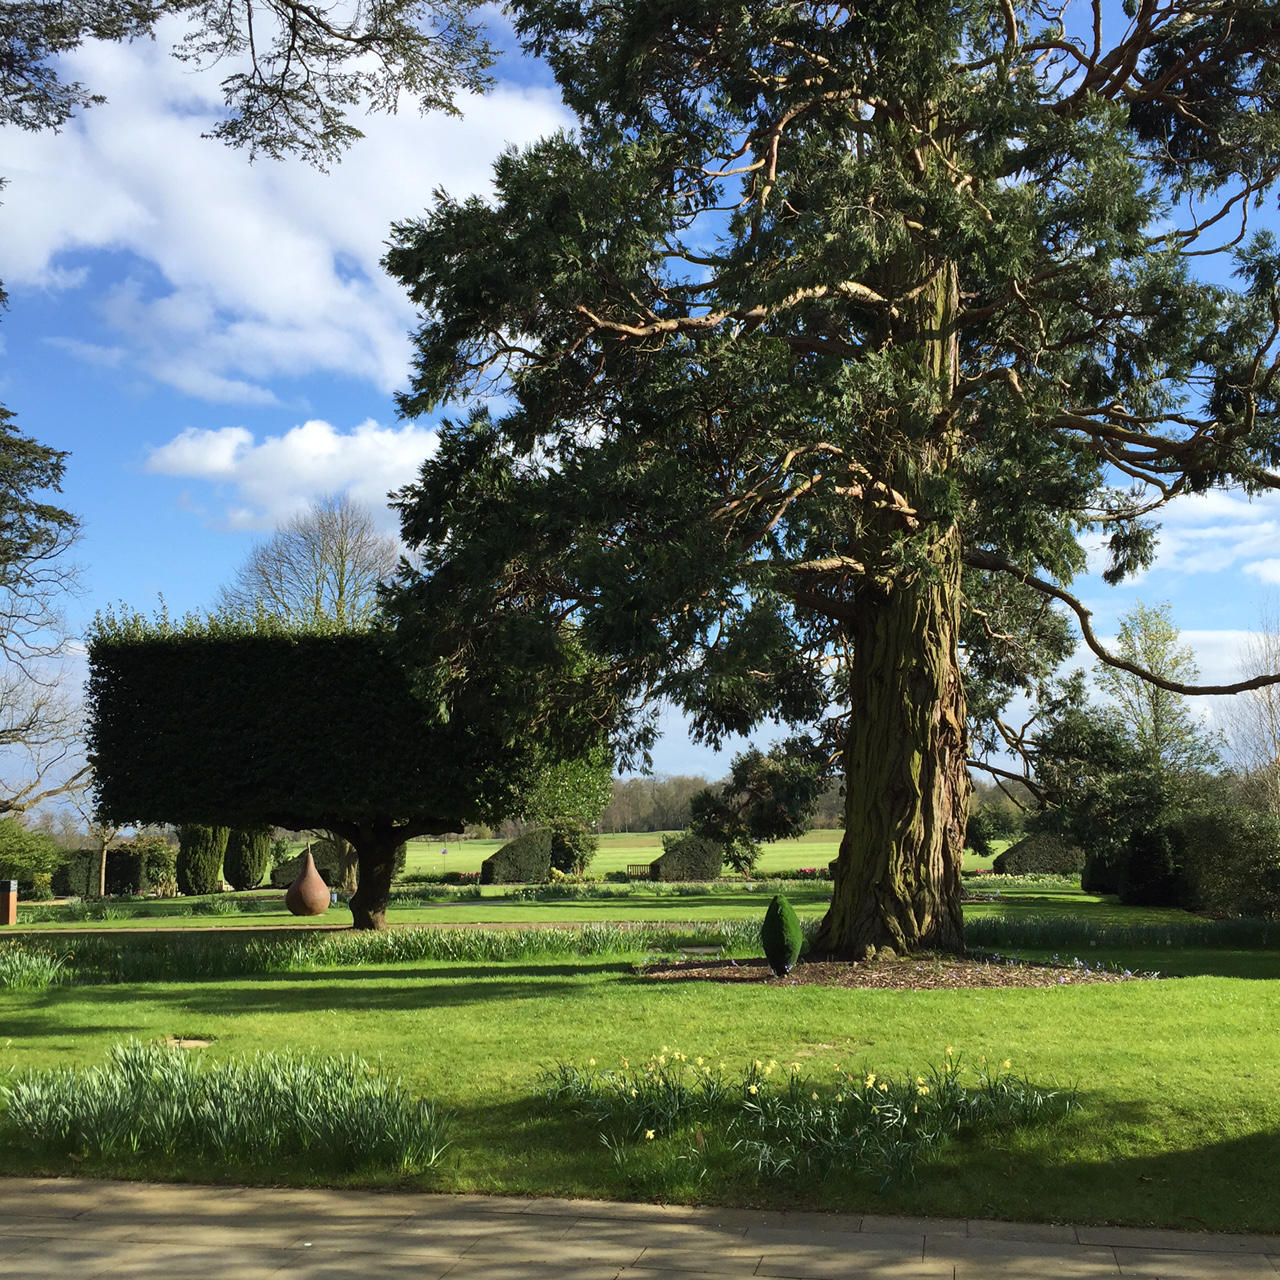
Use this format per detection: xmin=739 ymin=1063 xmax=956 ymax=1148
xmin=480 ymin=828 xmax=552 ymax=884
xmin=992 ymin=833 xmax=1085 ymax=876
xmin=650 ymin=832 xmax=723 ymax=882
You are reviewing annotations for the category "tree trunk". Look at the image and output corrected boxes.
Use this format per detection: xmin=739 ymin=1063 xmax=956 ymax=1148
xmin=811 ymin=525 xmax=969 ymax=958
xmin=347 ymin=823 xmax=403 ymax=930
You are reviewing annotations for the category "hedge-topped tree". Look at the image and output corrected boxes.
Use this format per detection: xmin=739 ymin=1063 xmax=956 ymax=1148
xmin=87 ymin=609 xmax=617 ymax=929
xmin=384 ymin=0 xmax=1280 ymax=958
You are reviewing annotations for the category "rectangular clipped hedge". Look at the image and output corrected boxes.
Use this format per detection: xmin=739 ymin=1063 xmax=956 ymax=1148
xmin=87 ymin=629 xmax=457 ymax=832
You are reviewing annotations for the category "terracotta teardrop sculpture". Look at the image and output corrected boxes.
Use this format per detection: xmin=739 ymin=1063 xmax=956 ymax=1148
xmin=285 ymin=848 xmax=330 ymax=916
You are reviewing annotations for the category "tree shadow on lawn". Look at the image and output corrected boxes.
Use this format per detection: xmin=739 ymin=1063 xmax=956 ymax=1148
xmin=438 ymin=1094 xmax=1280 ymax=1233
xmin=945 ymin=1120 xmax=1280 ymax=1234
xmin=6 ymin=964 xmax=623 ymax=1023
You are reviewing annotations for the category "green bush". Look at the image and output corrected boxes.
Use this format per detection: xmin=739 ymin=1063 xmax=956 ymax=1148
xmin=761 ymin=894 xmax=803 ymax=976
xmin=480 ymin=828 xmax=552 ymax=884
xmin=177 ymin=825 xmax=228 ymax=896
xmin=549 ymin=822 xmax=598 ymax=876
xmin=111 ymin=835 xmax=179 ymax=897
xmin=52 ymin=850 xmax=98 ymax=898
xmin=223 ymin=827 xmax=274 ymax=890
xmin=1117 ymin=822 xmax=1182 ymax=906
xmin=649 ymin=832 xmax=722 ymax=882
xmin=992 ymin=833 xmax=1085 ymax=876
xmin=1169 ymin=802 xmax=1280 ymax=917
xmin=0 ymin=820 xmax=64 ymax=893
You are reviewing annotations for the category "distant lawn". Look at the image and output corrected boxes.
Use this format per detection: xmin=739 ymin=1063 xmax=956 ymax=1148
xmin=401 ymin=829 xmax=850 ymax=877
xmin=401 ymin=829 xmax=1000 ymax=876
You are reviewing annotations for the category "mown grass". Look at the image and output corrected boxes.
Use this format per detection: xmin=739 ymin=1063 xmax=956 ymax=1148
xmin=2 ymin=944 xmax=1278 ymax=1231
xmin=5 ymin=874 xmax=1275 ymax=1229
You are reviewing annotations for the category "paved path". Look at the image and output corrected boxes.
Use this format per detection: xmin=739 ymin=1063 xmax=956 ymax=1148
xmin=1 ymin=1178 xmax=1277 ymax=1279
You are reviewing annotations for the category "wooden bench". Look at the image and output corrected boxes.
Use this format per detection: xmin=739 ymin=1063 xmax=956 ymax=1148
xmin=626 ymin=864 xmax=652 ymax=881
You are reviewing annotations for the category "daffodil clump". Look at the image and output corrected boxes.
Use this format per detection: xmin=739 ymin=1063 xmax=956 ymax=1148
xmin=541 ymin=1047 xmax=1077 ymax=1190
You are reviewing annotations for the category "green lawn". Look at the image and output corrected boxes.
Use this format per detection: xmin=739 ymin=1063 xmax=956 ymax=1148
xmin=402 ymin=829 xmax=853 ymax=877
xmin=2 ymin=932 xmax=1279 ymax=1232
xmin=6 ymin=872 xmax=1277 ymax=1230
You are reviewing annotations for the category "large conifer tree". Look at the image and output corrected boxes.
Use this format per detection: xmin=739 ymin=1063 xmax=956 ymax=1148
xmin=384 ymin=1 xmax=1280 ymax=956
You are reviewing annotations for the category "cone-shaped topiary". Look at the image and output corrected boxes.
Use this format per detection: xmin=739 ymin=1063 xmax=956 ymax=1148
xmin=223 ymin=825 xmax=274 ymax=890
xmin=761 ymin=894 xmax=803 ymax=976
xmin=177 ymin=824 xmax=229 ymax=895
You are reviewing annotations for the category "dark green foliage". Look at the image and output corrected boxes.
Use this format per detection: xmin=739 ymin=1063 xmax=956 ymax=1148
xmin=480 ymin=828 xmax=552 ymax=884
xmin=177 ymin=825 xmax=228 ymax=896
xmin=108 ymin=835 xmax=178 ymax=897
xmin=992 ymin=834 xmax=1086 ymax=877
xmin=1178 ymin=802 xmax=1280 ymax=919
xmin=689 ymin=740 xmax=826 ymax=875
xmin=224 ymin=827 xmax=274 ymax=891
xmin=761 ymin=895 xmax=803 ymax=976
xmin=1117 ymin=824 xmax=1183 ymax=907
xmin=89 ymin=625 xmax=462 ymax=834
xmin=51 ymin=850 xmax=96 ymax=898
xmin=650 ymin=832 xmax=722 ymax=883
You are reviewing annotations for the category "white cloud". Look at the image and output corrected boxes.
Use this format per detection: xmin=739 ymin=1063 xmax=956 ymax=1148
xmin=145 ymin=418 xmax=438 ymax=529
xmin=0 ymin=17 xmax=573 ymax=403
xmin=1146 ymin=490 xmax=1280 ymax=577
xmin=1244 ymin=559 xmax=1280 ymax=585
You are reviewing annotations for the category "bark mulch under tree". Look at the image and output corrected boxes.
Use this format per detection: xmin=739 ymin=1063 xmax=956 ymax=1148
xmin=641 ymin=956 xmax=1150 ymax=990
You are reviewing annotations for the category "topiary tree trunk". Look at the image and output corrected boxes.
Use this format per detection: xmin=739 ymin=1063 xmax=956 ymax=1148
xmin=223 ymin=825 xmax=274 ymax=890
xmin=177 ymin=824 xmax=229 ymax=896
xmin=344 ymin=820 xmax=411 ymax=930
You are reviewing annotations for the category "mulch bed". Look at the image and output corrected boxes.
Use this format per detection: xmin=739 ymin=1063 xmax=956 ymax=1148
xmin=640 ymin=956 xmax=1148 ymax=989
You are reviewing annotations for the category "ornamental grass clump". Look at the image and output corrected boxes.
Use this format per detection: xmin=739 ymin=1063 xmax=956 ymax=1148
xmin=761 ymin=894 xmax=803 ymax=975
xmin=0 ymin=944 xmax=68 ymax=990
xmin=541 ymin=1048 xmax=1077 ymax=1191
xmin=1 ymin=1040 xmax=451 ymax=1174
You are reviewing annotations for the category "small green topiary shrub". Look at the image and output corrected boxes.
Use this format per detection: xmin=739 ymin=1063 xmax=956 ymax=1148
xmin=223 ymin=826 xmax=275 ymax=891
xmin=480 ymin=828 xmax=552 ymax=884
xmin=177 ymin=825 xmax=229 ymax=896
xmin=761 ymin=894 xmax=803 ymax=976
xmin=649 ymin=832 xmax=722 ymax=882
xmin=992 ymin=833 xmax=1085 ymax=877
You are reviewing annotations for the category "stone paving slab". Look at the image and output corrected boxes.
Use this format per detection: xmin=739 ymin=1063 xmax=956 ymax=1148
xmin=1077 ymin=1225 xmax=1280 ymax=1253
xmin=3 ymin=1178 xmax=1280 ymax=1280
xmin=1112 ymin=1246 xmax=1280 ymax=1278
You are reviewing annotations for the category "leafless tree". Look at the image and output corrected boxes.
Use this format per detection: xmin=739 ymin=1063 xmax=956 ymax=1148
xmin=1226 ymin=607 xmax=1280 ymax=817
xmin=218 ymin=494 xmax=400 ymax=628
xmin=0 ymin=413 xmax=88 ymax=818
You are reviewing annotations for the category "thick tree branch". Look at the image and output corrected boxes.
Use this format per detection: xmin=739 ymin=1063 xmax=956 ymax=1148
xmin=965 ymin=548 xmax=1280 ymax=695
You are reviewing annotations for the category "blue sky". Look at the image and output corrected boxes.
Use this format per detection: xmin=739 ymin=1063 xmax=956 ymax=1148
xmin=1 ymin=15 xmax=1277 ymax=781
